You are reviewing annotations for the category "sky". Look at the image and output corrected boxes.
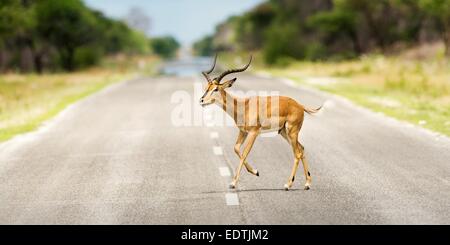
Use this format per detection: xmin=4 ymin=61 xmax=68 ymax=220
xmin=83 ymin=0 xmax=265 ymax=46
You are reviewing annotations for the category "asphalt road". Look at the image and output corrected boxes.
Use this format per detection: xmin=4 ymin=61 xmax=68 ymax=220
xmin=0 ymin=61 xmax=449 ymax=224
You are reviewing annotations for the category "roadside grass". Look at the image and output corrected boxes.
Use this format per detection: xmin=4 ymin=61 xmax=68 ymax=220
xmin=263 ymin=53 xmax=450 ymax=136
xmin=0 ymin=55 xmax=159 ymax=142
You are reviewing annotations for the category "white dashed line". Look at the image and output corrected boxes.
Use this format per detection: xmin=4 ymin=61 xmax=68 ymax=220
xmin=225 ymin=193 xmax=239 ymax=206
xmin=219 ymin=167 xmax=231 ymax=177
xmin=207 ymin=131 xmax=239 ymax=206
xmin=210 ymin=131 xmax=219 ymax=139
xmin=213 ymin=146 xmax=223 ymax=155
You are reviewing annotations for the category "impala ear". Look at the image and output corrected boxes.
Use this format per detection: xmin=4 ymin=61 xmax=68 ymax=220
xmin=223 ymin=78 xmax=237 ymax=88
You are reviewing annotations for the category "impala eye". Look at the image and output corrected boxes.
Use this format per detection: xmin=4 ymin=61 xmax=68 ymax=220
xmin=213 ymin=87 xmax=219 ymax=92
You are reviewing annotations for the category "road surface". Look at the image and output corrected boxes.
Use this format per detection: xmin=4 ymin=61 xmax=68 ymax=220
xmin=0 ymin=59 xmax=449 ymax=224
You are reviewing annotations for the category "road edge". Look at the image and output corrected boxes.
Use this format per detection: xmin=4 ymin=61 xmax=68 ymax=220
xmin=0 ymin=76 xmax=142 ymax=151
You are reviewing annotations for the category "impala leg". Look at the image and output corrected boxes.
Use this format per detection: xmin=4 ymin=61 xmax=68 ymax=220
xmin=279 ymin=127 xmax=289 ymax=143
xmin=299 ymin=145 xmax=312 ymax=190
xmin=285 ymin=146 xmax=301 ymax=190
xmin=284 ymin=128 xmax=302 ymax=191
xmin=230 ymin=131 xmax=258 ymax=189
xmin=234 ymin=131 xmax=258 ymax=176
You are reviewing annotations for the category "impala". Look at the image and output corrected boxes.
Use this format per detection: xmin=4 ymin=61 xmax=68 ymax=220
xmin=199 ymin=54 xmax=322 ymax=190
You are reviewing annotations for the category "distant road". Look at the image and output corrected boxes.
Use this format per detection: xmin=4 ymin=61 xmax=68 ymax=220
xmin=0 ymin=58 xmax=449 ymax=224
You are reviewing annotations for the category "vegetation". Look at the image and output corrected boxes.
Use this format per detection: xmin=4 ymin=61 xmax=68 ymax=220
xmin=259 ymin=44 xmax=450 ymax=136
xmin=0 ymin=55 xmax=159 ymax=142
xmin=194 ymin=0 xmax=450 ymax=136
xmin=150 ymin=36 xmax=180 ymax=59
xmin=0 ymin=0 xmax=179 ymax=72
xmin=419 ymin=0 xmax=450 ymax=55
xmin=194 ymin=0 xmax=450 ymax=63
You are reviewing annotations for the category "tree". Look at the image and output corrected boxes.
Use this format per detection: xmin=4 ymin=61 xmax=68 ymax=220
xmin=419 ymin=0 xmax=450 ymax=56
xmin=263 ymin=22 xmax=303 ymax=64
xmin=35 ymin=0 xmax=99 ymax=70
xmin=307 ymin=6 xmax=361 ymax=54
xmin=0 ymin=0 xmax=36 ymax=72
xmin=343 ymin=0 xmax=399 ymax=50
xmin=150 ymin=36 xmax=180 ymax=59
xmin=235 ymin=2 xmax=276 ymax=50
xmin=0 ymin=0 xmax=153 ymax=73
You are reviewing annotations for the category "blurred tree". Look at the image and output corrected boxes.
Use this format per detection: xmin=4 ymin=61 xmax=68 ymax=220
xmin=212 ymin=20 xmax=237 ymax=52
xmin=342 ymin=0 xmax=399 ymax=51
xmin=392 ymin=0 xmax=425 ymax=42
xmin=0 ymin=0 xmax=36 ymax=72
xmin=419 ymin=0 xmax=450 ymax=56
xmin=94 ymin=10 xmax=149 ymax=55
xmin=93 ymin=11 xmax=126 ymax=54
xmin=194 ymin=0 xmax=449 ymax=63
xmin=235 ymin=2 xmax=276 ymax=50
xmin=0 ymin=0 xmax=153 ymax=73
xmin=126 ymin=30 xmax=151 ymax=54
xmin=150 ymin=36 xmax=180 ymax=59
xmin=307 ymin=4 xmax=361 ymax=54
xmin=262 ymin=0 xmax=333 ymax=63
xmin=263 ymin=22 xmax=303 ymax=64
xmin=35 ymin=0 xmax=99 ymax=70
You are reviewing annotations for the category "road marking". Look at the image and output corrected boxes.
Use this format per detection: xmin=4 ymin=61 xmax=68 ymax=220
xmin=219 ymin=167 xmax=231 ymax=176
xmin=213 ymin=146 xmax=223 ymax=155
xmin=225 ymin=193 xmax=239 ymax=206
xmin=210 ymin=131 xmax=219 ymax=139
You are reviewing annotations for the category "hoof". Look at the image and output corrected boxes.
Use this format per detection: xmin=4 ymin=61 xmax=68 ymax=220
xmin=284 ymin=184 xmax=289 ymax=191
xmin=229 ymin=183 xmax=236 ymax=189
xmin=255 ymin=170 xmax=259 ymax=177
xmin=304 ymin=185 xmax=310 ymax=190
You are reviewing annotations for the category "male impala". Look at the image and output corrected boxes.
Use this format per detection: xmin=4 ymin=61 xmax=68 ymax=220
xmin=199 ymin=55 xmax=321 ymax=191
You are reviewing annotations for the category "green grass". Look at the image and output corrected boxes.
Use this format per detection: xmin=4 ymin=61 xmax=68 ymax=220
xmin=0 ymin=55 xmax=160 ymax=142
xmin=261 ymin=54 xmax=450 ymax=136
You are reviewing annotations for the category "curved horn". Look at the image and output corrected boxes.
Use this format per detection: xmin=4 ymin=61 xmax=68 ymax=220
xmin=215 ymin=55 xmax=252 ymax=83
xmin=202 ymin=53 xmax=217 ymax=82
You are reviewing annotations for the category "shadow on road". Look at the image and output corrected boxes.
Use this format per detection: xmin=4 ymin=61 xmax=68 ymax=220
xmin=201 ymin=188 xmax=303 ymax=194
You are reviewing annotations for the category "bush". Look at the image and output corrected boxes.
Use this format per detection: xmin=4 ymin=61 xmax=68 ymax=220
xmin=73 ymin=46 xmax=103 ymax=69
xmin=263 ymin=23 xmax=303 ymax=64
xmin=125 ymin=31 xmax=150 ymax=55
xmin=274 ymin=56 xmax=296 ymax=67
xmin=304 ymin=43 xmax=327 ymax=61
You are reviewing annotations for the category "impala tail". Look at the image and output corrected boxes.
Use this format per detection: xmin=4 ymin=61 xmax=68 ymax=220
xmin=304 ymin=105 xmax=323 ymax=115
